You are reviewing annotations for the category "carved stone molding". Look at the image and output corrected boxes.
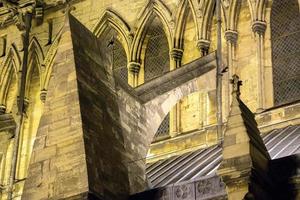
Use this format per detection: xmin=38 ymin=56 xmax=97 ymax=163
xmin=225 ymin=30 xmax=238 ymax=45
xmin=252 ymin=21 xmax=267 ymax=36
xmin=128 ymin=61 xmax=141 ymax=74
xmin=196 ymin=176 xmax=226 ymax=199
xmin=40 ymin=89 xmax=47 ymax=103
xmin=174 ymin=183 xmax=194 ymax=200
xmin=170 ymin=48 xmax=183 ymax=62
xmin=197 ymin=39 xmax=210 ymax=56
xmin=0 ymin=105 xmax=6 ymax=114
xmin=17 ymin=96 xmax=29 ymax=114
xmin=24 ymin=97 xmax=29 ymax=113
xmin=35 ymin=6 xmax=44 ymax=25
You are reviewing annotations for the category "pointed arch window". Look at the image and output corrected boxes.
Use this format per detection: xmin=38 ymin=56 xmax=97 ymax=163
xmin=100 ymin=28 xmax=128 ymax=84
xmin=113 ymin=39 xmax=128 ymax=83
xmin=271 ymin=0 xmax=300 ymax=105
xmin=144 ymin=16 xmax=170 ymax=82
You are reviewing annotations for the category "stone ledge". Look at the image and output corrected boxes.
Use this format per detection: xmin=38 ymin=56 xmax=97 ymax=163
xmin=257 ymin=101 xmax=300 ymax=133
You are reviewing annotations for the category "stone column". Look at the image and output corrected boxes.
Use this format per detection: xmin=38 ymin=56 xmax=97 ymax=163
xmin=128 ymin=61 xmax=141 ymax=87
xmin=224 ymin=30 xmax=238 ymax=117
xmin=197 ymin=39 xmax=211 ymax=57
xmin=201 ymin=92 xmax=208 ymax=127
xmin=252 ymin=21 xmax=267 ymax=112
xmin=169 ymin=48 xmax=183 ymax=137
xmin=197 ymin=40 xmax=210 ymax=129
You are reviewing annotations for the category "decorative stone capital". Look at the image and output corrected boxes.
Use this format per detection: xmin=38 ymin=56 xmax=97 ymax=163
xmin=35 ymin=6 xmax=44 ymax=25
xmin=17 ymin=96 xmax=29 ymax=114
xmin=170 ymin=48 xmax=183 ymax=61
xmin=0 ymin=105 xmax=6 ymax=114
xmin=128 ymin=61 xmax=141 ymax=74
xmin=40 ymin=89 xmax=47 ymax=103
xmin=13 ymin=13 xmax=26 ymax=31
xmin=252 ymin=21 xmax=267 ymax=36
xmin=24 ymin=97 xmax=29 ymax=112
xmin=197 ymin=39 xmax=210 ymax=56
xmin=225 ymin=30 xmax=238 ymax=44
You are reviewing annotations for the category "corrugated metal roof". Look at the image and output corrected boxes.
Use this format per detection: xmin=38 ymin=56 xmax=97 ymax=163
xmin=146 ymin=125 xmax=300 ymax=188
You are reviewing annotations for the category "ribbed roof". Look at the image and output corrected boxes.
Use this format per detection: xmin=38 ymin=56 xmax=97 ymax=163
xmin=146 ymin=125 xmax=300 ymax=188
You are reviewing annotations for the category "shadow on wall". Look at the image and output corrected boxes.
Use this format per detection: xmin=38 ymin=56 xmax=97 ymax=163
xmin=267 ymin=154 xmax=300 ymax=200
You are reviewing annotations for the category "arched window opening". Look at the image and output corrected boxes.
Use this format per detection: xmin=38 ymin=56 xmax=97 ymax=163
xmin=147 ymin=90 xmax=219 ymax=187
xmin=144 ymin=16 xmax=170 ymax=82
xmin=154 ymin=113 xmax=170 ymax=140
xmin=149 ymin=90 xmax=217 ymax=156
xmin=271 ymin=0 xmax=300 ymax=105
xmin=0 ymin=62 xmax=18 ymax=191
xmin=182 ymin=9 xmax=198 ymax=64
xmin=99 ymin=28 xmax=128 ymax=84
xmin=113 ymin=39 xmax=128 ymax=83
xmin=17 ymin=61 xmax=42 ymax=180
xmin=4 ymin=64 xmax=18 ymax=114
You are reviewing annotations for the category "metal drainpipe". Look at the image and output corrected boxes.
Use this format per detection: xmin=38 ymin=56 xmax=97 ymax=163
xmin=7 ymin=12 xmax=32 ymax=200
xmin=216 ymin=0 xmax=223 ymax=141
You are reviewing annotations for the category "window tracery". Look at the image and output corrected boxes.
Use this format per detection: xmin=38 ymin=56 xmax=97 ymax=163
xmin=144 ymin=16 xmax=170 ymax=82
xmin=271 ymin=0 xmax=300 ymax=105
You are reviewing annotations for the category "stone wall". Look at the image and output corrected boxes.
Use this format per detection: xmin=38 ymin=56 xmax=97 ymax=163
xmin=0 ymin=0 xmax=299 ymax=199
xmin=22 ymin=14 xmax=89 ymax=200
xmin=21 ymin=12 xmax=219 ymax=199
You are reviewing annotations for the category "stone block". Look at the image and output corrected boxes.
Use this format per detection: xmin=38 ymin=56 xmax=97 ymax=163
xmin=33 ymin=146 xmax=57 ymax=163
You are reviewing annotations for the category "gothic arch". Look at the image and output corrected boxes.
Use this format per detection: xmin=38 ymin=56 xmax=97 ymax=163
xmin=92 ymin=9 xmax=131 ymax=61
xmin=25 ymin=37 xmax=44 ymax=97
xmin=18 ymin=37 xmax=45 ymax=180
xmin=43 ymin=27 xmax=64 ymax=92
xmin=174 ymin=0 xmax=198 ymax=49
xmin=0 ymin=43 xmax=21 ymax=78
xmin=0 ymin=44 xmax=21 ymax=109
xmin=256 ymin=0 xmax=267 ymax=21
xmin=131 ymin=0 xmax=173 ymax=62
xmin=28 ymin=37 xmax=44 ymax=69
xmin=144 ymin=69 xmax=216 ymax=146
xmin=227 ymin=0 xmax=242 ymax=30
xmin=200 ymin=0 xmax=216 ymax=40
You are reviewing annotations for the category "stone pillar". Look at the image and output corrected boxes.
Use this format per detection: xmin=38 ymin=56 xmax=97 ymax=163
xmin=169 ymin=48 xmax=183 ymax=137
xmin=201 ymin=92 xmax=208 ymax=127
xmin=224 ymin=30 xmax=238 ymax=117
xmin=23 ymin=14 xmax=130 ymax=200
xmin=197 ymin=40 xmax=210 ymax=129
xmin=197 ymin=39 xmax=211 ymax=57
xmin=252 ymin=21 xmax=267 ymax=112
xmin=128 ymin=61 xmax=141 ymax=87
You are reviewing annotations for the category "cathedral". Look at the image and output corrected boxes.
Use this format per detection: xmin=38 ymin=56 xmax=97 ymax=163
xmin=0 ymin=0 xmax=299 ymax=199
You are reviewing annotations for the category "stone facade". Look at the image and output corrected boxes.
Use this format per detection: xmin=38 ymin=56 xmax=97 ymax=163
xmin=0 ymin=0 xmax=299 ymax=199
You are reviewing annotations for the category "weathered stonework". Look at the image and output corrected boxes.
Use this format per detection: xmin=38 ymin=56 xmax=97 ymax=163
xmin=0 ymin=0 xmax=299 ymax=199
xmin=218 ymin=75 xmax=271 ymax=199
xmin=22 ymin=12 xmax=218 ymax=199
